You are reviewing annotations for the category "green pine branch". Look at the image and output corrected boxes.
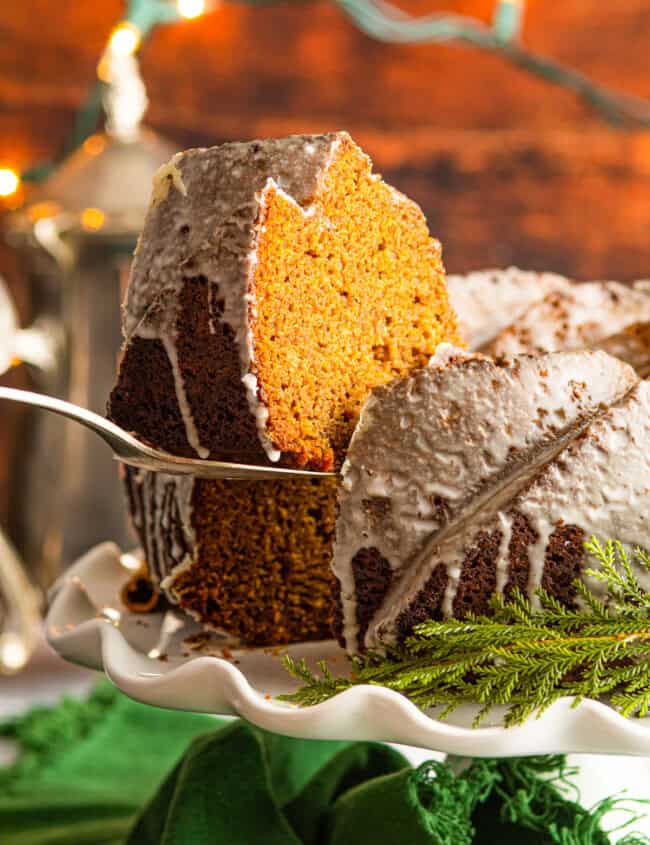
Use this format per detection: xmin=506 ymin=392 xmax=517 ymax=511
xmin=281 ymin=537 xmax=650 ymax=727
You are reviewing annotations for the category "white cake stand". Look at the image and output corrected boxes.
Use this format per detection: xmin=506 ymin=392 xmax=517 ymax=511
xmin=45 ymin=542 xmax=650 ymax=757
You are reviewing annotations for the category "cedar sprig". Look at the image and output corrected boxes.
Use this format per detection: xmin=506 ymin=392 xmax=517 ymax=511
xmin=281 ymin=537 xmax=650 ymax=726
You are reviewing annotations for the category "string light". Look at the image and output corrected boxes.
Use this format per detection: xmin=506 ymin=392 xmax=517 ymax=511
xmin=27 ymin=201 xmax=62 ymax=222
xmin=0 ymin=168 xmax=20 ymax=198
xmin=336 ymin=0 xmax=650 ymax=127
xmin=81 ymin=207 xmax=106 ymax=231
xmin=177 ymin=0 xmax=207 ymax=20
xmin=493 ymin=0 xmax=525 ymax=42
xmin=0 ymin=632 xmax=28 ymax=672
xmin=98 ymin=22 xmax=143 ymax=81
xmin=82 ymin=134 xmax=107 ymax=156
xmin=108 ymin=21 xmax=142 ymax=57
xmin=9 ymin=0 xmax=650 ymax=199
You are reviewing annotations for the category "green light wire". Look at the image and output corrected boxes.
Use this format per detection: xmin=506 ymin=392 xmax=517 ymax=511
xmin=337 ymin=0 xmax=650 ymax=127
xmin=19 ymin=0 xmax=650 ymax=186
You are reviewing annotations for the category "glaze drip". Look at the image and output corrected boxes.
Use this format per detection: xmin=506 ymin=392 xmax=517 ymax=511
xmin=121 ymin=134 xmax=343 ymax=461
xmin=333 ymin=345 xmax=642 ymax=653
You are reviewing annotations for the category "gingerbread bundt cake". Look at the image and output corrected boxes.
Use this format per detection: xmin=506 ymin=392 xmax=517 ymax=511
xmin=109 ymin=132 xmax=461 ymax=644
xmin=333 ymin=345 xmax=650 ymax=653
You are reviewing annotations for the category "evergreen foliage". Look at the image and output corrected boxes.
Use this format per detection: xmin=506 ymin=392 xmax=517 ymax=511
xmin=282 ymin=538 xmax=650 ymax=726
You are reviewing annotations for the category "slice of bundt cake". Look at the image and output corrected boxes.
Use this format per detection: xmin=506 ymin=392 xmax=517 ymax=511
xmin=333 ymin=345 xmax=647 ymax=653
xmin=109 ymin=133 xmax=461 ymax=644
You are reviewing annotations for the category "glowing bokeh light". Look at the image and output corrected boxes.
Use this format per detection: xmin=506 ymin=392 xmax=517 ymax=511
xmin=109 ymin=22 xmax=142 ymax=57
xmin=177 ymin=0 xmax=207 ymax=20
xmin=0 ymin=633 xmax=28 ymax=672
xmin=0 ymin=168 xmax=20 ymax=197
xmin=81 ymin=207 xmax=106 ymax=231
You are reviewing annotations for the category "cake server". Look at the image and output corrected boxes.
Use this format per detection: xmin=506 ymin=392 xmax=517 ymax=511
xmin=0 ymin=387 xmax=336 ymax=480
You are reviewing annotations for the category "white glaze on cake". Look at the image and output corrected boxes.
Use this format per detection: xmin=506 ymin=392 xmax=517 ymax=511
xmin=494 ymin=512 xmax=513 ymax=594
xmin=517 ymin=383 xmax=650 ymax=603
xmin=446 ymin=268 xmax=574 ymax=350
xmin=128 ymin=470 xmax=209 ymax=625
xmin=489 ymin=281 xmax=650 ymax=358
xmin=151 ymin=155 xmax=187 ymax=207
xmin=449 ymin=269 xmax=650 ymax=363
xmin=598 ymin=322 xmax=650 ymax=377
xmin=159 ymin=553 xmax=196 ymax=595
xmin=393 ymin=379 xmax=650 ymax=629
xmin=333 ymin=345 xmax=642 ymax=653
xmin=130 ymin=470 xmax=196 ymax=587
xmin=122 ymin=134 xmax=344 ymax=460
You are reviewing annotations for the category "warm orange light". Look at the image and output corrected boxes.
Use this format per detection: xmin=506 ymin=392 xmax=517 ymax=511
xmin=0 ymin=633 xmax=28 ymax=672
xmin=97 ymin=54 xmax=111 ymax=83
xmin=83 ymin=134 xmax=107 ymax=156
xmin=0 ymin=168 xmax=20 ymax=198
xmin=81 ymin=207 xmax=106 ymax=231
xmin=27 ymin=201 xmax=62 ymax=222
xmin=108 ymin=22 xmax=141 ymax=57
xmin=177 ymin=0 xmax=207 ymax=19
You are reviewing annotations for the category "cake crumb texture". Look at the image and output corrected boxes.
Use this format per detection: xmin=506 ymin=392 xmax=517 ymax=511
xmin=109 ymin=132 xmax=460 ymax=644
xmin=170 ymin=477 xmax=337 ymax=644
xmin=252 ymin=135 xmax=460 ymax=469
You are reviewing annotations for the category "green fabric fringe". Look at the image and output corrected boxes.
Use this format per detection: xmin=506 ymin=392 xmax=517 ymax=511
xmin=1 ymin=682 xmax=649 ymax=845
xmin=412 ymin=756 xmax=650 ymax=845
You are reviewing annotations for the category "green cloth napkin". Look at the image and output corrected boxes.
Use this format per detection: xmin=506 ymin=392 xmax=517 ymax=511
xmin=0 ymin=682 xmax=647 ymax=845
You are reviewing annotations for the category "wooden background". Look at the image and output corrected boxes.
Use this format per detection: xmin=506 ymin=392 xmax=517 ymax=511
xmin=1 ymin=0 xmax=650 ymax=519
xmin=1 ymin=1 xmax=649 ymax=278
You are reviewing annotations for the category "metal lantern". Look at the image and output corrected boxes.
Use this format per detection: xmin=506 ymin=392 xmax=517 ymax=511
xmin=4 ymin=51 xmax=176 ymax=589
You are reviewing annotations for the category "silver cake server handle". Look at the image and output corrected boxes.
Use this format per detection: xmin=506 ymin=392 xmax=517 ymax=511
xmin=0 ymin=387 xmax=336 ymax=481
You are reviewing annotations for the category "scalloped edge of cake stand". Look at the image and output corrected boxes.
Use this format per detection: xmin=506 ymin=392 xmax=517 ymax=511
xmin=45 ymin=542 xmax=650 ymax=757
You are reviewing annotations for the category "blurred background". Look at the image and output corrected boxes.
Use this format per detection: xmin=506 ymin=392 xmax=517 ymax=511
xmin=0 ymin=0 xmax=649 ymax=676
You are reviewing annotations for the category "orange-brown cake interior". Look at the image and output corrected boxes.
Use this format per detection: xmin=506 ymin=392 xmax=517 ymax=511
xmin=252 ymin=137 xmax=461 ymax=469
xmin=110 ymin=133 xmax=462 ymax=646
xmin=170 ymin=477 xmax=337 ymax=645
